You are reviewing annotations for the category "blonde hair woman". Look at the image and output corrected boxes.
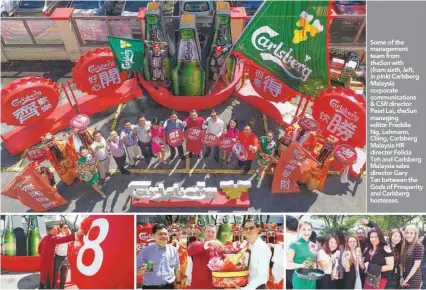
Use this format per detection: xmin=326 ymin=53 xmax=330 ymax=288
xmin=343 ymin=235 xmax=363 ymax=289
xmin=400 ymin=225 xmax=425 ymax=289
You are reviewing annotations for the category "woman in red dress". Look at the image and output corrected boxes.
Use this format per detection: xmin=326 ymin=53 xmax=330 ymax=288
xmin=236 ymin=124 xmax=259 ymax=173
xmin=184 ymin=110 xmax=205 ymax=159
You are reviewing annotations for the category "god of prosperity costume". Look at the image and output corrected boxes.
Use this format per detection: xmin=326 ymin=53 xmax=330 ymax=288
xmin=281 ymin=124 xmax=317 ymax=155
xmin=169 ymin=223 xmax=188 ymax=289
xmin=263 ymin=223 xmax=284 ymax=289
xmin=42 ymin=133 xmax=78 ymax=185
xmin=300 ymin=138 xmax=336 ymax=191
xmin=68 ymin=127 xmax=95 ymax=153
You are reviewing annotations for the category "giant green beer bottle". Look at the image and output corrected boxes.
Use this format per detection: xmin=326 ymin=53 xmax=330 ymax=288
xmin=2 ymin=216 xmax=16 ymax=256
xmin=144 ymin=2 xmax=171 ymax=81
xmin=207 ymin=2 xmax=236 ymax=83
xmin=172 ymin=14 xmax=206 ymax=96
xmin=27 ymin=216 xmax=41 ymax=256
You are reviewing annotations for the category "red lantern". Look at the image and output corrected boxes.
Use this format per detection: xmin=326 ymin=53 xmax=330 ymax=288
xmin=185 ymin=128 xmax=203 ymax=141
xmin=26 ymin=147 xmax=47 ymax=161
xmin=70 ymin=114 xmax=90 ymax=130
xmin=1 ymin=77 xmax=60 ymax=126
xmin=72 ymin=48 xmax=128 ymax=96
xmin=167 ymin=129 xmax=184 ymax=147
xmin=218 ymin=138 xmax=236 ymax=151
xmin=201 ymin=133 xmax=219 ymax=147
xmin=312 ymin=87 xmax=366 ymax=148
xmin=69 ymin=215 xmax=134 ymax=289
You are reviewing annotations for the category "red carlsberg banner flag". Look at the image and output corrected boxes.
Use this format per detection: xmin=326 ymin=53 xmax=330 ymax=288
xmin=2 ymin=164 xmax=67 ymax=211
xmin=233 ymin=0 xmax=331 ymax=99
xmin=271 ymin=141 xmax=319 ymax=193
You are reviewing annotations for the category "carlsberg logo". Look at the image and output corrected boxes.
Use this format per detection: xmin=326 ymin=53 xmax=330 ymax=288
xmin=251 ymin=26 xmax=313 ymax=82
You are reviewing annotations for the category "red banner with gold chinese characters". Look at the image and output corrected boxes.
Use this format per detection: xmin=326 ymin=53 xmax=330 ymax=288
xmin=271 ymin=141 xmax=319 ymax=193
xmin=2 ymin=164 xmax=67 ymax=211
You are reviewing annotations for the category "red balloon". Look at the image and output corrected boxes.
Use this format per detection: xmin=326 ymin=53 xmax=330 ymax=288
xmin=0 ymin=76 xmax=60 ymax=126
xmin=70 ymin=215 xmax=134 ymax=289
xmin=70 ymin=114 xmax=90 ymax=130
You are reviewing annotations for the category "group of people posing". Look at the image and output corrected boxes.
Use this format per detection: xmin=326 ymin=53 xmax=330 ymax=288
xmin=286 ymin=217 xmax=426 ymax=289
xmin=115 ymin=109 xmax=277 ymax=177
xmin=137 ymin=220 xmax=284 ymax=289
xmin=40 ymin=109 xmax=282 ymax=196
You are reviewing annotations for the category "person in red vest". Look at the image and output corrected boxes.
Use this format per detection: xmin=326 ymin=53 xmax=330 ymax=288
xmin=187 ymin=224 xmax=223 ymax=289
xmin=183 ymin=110 xmax=205 ymax=159
xmin=236 ymin=124 xmax=259 ymax=174
xmin=38 ymin=225 xmax=84 ymax=289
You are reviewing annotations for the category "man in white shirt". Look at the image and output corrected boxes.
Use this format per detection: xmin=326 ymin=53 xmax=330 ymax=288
xmin=203 ymin=109 xmax=224 ymax=162
xmin=229 ymin=219 xmax=271 ymax=290
xmin=90 ymin=131 xmax=110 ymax=180
xmin=134 ymin=115 xmax=153 ymax=162
xmin=53 ymin=223 xmax=71 ymax=289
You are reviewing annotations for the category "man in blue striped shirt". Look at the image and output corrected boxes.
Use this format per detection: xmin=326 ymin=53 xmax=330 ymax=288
xmin=137 ymin=224 xmax=181 ymax=289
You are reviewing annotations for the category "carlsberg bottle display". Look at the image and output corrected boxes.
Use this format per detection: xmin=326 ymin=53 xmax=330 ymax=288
xmin=27 ymin=216 xmax=41 ymax=256
xmin=172 ymin=14 xmax=206 ymax=96
xmin=208 ymin=1 xmax=236 ymax=82
xmin=2 ymin=217 xmax=16 ymax=256
xmin=144 ymin=2 xmax=171 ymax=81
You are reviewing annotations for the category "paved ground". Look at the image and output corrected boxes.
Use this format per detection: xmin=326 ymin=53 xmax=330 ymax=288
xmin=0 ymin=271 xmax=41 ymax=290
xmin=0 ymin=61 xmax=366 ymax=213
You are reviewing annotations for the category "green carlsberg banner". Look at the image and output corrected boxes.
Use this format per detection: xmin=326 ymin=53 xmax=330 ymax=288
xmin=233 ymin=0 xmax=330 ymax=97
xmin=108 ymin=37 xmax=145 ymax=73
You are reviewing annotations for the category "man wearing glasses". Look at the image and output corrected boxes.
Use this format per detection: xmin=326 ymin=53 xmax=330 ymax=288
xmin=137 ymin=224 xmax=182 ymax=289
xmin=236 ymin=219 xmax=272 ymax=289
xmin=53 ymin=223 xmax=72 ymax=289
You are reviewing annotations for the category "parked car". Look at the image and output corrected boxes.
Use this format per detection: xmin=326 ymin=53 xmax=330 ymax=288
xmin=0 ymin=0 xmax=19 ymax=17
xmin=1 ymin=0 xmax=19 ymax=17
xmin=119 ymin=0 xmax=150 ymax=38
xmin=70 ymin=0 xmax=113 ymax=16
xmin=179 ymin=0 xmax=215 ymax=27
xmin=14 ymin=0 xmax=71 ymax=17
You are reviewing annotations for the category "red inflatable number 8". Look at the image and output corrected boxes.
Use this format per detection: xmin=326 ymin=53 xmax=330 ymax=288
xmin=77 ymin=218 xmax=109 ymax=276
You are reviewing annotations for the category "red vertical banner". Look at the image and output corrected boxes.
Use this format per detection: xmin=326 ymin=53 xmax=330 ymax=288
xmin=2 ymin=164 xmax=67 ymax=211
xmin=271 ymin=141 xmax=319 ymax=193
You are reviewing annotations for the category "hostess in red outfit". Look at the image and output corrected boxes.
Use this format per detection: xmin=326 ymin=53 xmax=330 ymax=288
xmin=237 ymin=131 xmax=259 ymax=160
xmin=184 ymin=116 xmax=205 ymax=155
xmin=38 ymin=233 xmax=76 ymax=288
